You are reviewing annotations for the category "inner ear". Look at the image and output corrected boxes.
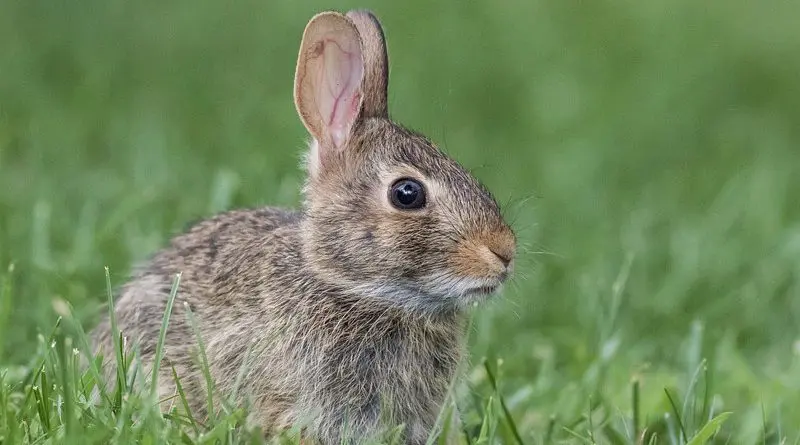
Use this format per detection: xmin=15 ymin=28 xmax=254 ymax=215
xmin=315 ymin=37 xmax=363 ymax=147
xmin=294 ymin=12 xmax=365 ymax=152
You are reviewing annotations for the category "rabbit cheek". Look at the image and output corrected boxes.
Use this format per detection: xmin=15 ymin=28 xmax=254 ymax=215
xmin=382 ymin=217 xmax=437 ymax=269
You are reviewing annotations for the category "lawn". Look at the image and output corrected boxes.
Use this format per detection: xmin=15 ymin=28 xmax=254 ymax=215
xmin=1 ymin=0 xmax=799 ymax=443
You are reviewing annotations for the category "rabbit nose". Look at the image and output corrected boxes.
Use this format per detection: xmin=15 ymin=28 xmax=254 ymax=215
xmin=484 ymin=228 xmax=516 ymax=272
xmin=453 ymin=228 xmax=516 ymax=280
xmin=490 ymin=248 xmax=512 ymax=268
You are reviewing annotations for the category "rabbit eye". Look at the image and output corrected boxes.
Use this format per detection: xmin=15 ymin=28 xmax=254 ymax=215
xmin=389 ymin=178 xmax=426 ymax=210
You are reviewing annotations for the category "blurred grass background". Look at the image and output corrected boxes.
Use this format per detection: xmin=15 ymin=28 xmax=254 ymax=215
xmin=1 ymin=0 xmax=799 ymax=441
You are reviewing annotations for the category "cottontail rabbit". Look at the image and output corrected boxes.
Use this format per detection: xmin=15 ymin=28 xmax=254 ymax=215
xmin=91 ymin=9 xmax=516 ymax=444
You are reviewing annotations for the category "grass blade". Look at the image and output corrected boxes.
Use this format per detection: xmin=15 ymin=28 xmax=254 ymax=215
xmin=702 ymin=361 xmax=712 ymax=423
xmin=482 ymin=358 xmax=524 ymax=445
xmin=544 ymin=415 xmax=556 ymax=444
xmin=0 ymin=263 xmax=13 ymax=361
xmin=603 ymin=423 xmax=628 ymax=445
xmin=682 ymin=358 xmax=706 ymax=433
xmin=151 ymin=272 xmax=182 ymax=398
xmin=171 ymin=364 xmax=201 ymax=435
xmin=40 ymin=366 xmax=51 ymax=433
xmin=22 ymin=317 xmax=62 ymax=407
xmin=562 ymin=426 xmax=593 ymax=444
xmin=474 ymin=396 xmax=494 ymax=445
xmin=665 ymin=388 xmax=688 ymax=444
xmin=230 ymin=338 xmax=257 ymax=406
xmin=105 ymin=267 xmax=128 ymax=402
xmin=183 ymin=301 xmax=217 ymax=423
xmin=632 ymin=377 xmax=640 ymax=442
xmin=58 ymin=335 xmax=76 ymax=442
xmin=685 ymin=412 xmax=732 ymax=445
xmin=32 ymin=379 xmax=51 ymax=436
xmin=198 ymin=408 xmax=246 ymax=444
xmin=57 ymin=299 xmax=112 ymax=407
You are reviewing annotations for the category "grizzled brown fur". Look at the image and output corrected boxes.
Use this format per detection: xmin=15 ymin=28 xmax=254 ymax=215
xmin=92 ymin=9 xmax=515 ymax=445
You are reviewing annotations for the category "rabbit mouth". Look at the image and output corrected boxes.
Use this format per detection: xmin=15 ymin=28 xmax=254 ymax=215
xmin=464 ymin=284 xmax=499 ymax=296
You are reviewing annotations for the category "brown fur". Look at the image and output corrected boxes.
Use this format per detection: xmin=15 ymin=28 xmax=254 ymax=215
xmin=91 ymin=9 xmax=515 ymax=445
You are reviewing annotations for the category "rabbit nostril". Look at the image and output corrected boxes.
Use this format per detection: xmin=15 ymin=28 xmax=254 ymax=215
xmin=490 ymin=249 xmax=512 ymax=268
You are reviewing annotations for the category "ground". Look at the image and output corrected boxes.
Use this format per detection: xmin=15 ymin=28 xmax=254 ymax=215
xmin=1 ymin=0 xmax=799 ymax=443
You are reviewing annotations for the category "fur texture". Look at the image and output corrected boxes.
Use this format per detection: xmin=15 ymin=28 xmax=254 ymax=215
xmin=91 ymin=9 xmax=516 ymax=445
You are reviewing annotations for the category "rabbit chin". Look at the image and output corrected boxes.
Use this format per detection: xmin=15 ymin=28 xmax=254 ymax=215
xmin=347 ymin=276 xmax=503 ymax=314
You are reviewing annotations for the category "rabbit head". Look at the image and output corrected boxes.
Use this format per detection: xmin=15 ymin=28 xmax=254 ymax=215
xmin=294 ymin=10 xmax=516 ymax=313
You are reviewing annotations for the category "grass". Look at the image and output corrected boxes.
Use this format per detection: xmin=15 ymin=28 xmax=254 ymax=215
xmin=1 ymin=0 xmax=800 ymax=443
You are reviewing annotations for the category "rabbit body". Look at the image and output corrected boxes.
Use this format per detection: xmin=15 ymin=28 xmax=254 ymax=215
xmin=93 ymin=206 xmax=463 ymax=443
xmin=92 ymin=9 xmax=515 ymax=445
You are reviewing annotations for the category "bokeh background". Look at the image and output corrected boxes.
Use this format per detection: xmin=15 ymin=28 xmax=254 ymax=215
xmin=1 ymin=0 xmax=799 ymax=441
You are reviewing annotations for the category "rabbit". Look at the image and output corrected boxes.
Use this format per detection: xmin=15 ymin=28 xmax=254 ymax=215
xmin=90 ymin=8 xmax=516 ymax=445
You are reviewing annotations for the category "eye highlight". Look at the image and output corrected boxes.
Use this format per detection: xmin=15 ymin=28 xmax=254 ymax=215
xmin=389 ymin=178 xmax=426 ymax=210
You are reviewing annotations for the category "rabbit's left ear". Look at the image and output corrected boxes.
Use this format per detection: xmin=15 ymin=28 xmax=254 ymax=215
xmin=346 ymin=9 xmax=389 ymax=119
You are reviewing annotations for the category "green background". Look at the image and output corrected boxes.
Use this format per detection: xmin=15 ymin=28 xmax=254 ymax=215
xmin=1 ymin=0 xmax=799 ymax=441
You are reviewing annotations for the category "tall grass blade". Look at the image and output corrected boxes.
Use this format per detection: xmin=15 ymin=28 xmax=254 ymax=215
xmin=171 ymin=364 xmax=201 ymax=435
xmin=475 ymin=396 xmax=494 ymax=445
xmin=665 ymin=388 xmax=688 ymax=444
xmin=152 ymin=272 xmax=182 ymax=398
xmin=23 ymin=318 xmax=62 ymax=406
xmin=632 ymin=377 xmax=640 ymax=442
xmin=105 ymin=267 xmax=127 ymax=403
xmin=603 ymin=424 xmax=628 ymax=445
xmin=58 ymin=335 xmax=76 ymax=442
xmin=482 ymin=358 xmax=524 ymax=445
xmin=0 ymin=263 xmax=13 ymax=361
xmin=60 ymin=304 xmax=112 ymax=407
xmin=587 ymin=396 xmax=596 ymax=444
xmin=683 ymin=358 xmax=706 ymax=433
xmin=435 ymin=400 xmax=455 ymax=445
xmin=702 ymin=361 xmax=712 ymax=423
xmin=685 ymin=412 xmax=732 ymax=445
xmin=184 ymin=301 xmax=217 ymax=423
xmin=544 ymin=415 xmax=556 ymax=444
xmin=33 ymin=380 xmax=51 ymax=435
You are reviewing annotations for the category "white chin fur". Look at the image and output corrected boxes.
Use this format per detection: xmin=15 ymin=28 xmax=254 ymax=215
xmin=423 ymin=275 xmax=501 ymax=298
xmin=347 ymin=275 xmax=501 ymax=313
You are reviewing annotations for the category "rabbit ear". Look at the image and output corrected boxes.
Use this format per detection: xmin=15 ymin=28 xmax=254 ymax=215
xmin=346 ymin=10 xmax=389 ymax=118
xmin=294 ymin=12 xmax=364 ymax=151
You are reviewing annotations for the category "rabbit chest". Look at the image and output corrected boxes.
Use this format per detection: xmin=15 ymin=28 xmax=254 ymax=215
xmin=280 ymin=299 xmax=467 ymax=443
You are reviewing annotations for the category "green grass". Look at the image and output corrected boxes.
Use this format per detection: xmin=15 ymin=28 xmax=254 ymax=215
xmin=1 ymin=0 xmax=799 ymax=443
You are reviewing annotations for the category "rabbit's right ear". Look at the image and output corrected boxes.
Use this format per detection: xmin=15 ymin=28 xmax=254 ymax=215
xmin=294 ymin=12 xmax=364 ymax=157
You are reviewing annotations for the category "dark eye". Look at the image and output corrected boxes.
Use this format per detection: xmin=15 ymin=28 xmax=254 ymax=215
xmin=389 ymin=178 xmax=426 ymax=210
